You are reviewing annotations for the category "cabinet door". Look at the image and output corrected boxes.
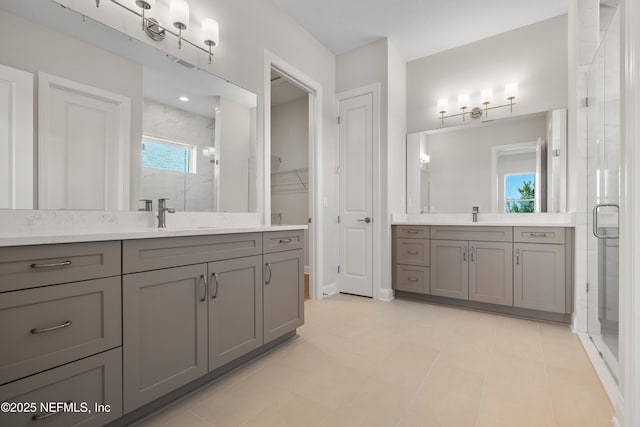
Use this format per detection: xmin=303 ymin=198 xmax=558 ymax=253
xmin=469 ymin=241 xmax=513 ymax=306
xmin=123 ymin=264 xmax=208 ymax=413
xmin=430 ymin=240 xmax=469 ymax=299
xmin=514 ymin=243 xmax=565 ymax=313
xmin=263 ymin=250 xmax=304 ymax=344
xmin=208 ymin=256 xmax=263 ymax=371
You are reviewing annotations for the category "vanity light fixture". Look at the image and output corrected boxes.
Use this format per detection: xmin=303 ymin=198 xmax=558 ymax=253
xmin=135 ymin=0 xmax=155 ymax=30
xmin=96 ymin=1 xmax=219 ymax=63
xmin=170 ymin=0 xmax=189 ymax=49
xmin=202 ymin=18 xmax=219 ymax=64
xmin=436 ymin=82 xmax=518 ymax=125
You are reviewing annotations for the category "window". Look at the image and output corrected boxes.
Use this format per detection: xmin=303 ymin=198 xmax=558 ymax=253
xmin=142 ymin=136 xmax=196 ymax=174
xmin=505 ymin=173 xmax=535 ymax=213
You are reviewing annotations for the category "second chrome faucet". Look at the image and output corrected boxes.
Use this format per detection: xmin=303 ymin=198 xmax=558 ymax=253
xmin=157 ymin=198 xmax=175 ymax=228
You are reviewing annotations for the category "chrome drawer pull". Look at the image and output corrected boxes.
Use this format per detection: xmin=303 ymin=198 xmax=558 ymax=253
xmin=31 ymin=320 xmax=72 ymax=334
xmin=407 ymin=250 xmax=419 ymax=255
xmin=408 ymin=277 xmax=419 ymax=282
xmin=211 ymin=272 xmax=219 ymax=299
xmin=30 ymin=260 xmax=72 ymax=269
xmin=527 ymin=232 xmax=548 ymax=237
xmin=279 ymin=239 xmax=292 ymax=243
xmin=516 ymin=249 xmax=520 ymax=265
xmin=407 ymin=229 xmax=420 ymax=234
xmin=32 ymin=401 xmax=72 ymax=420
xmin=265 ymin=263 xmax=272 ymax=285
xmin=198 ymin=275 xmax=207 ymax=302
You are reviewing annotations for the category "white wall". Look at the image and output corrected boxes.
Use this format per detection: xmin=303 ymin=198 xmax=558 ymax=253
xmin=271 ymin=96 xmax=310 ymax=267
xmin=336 ymin=38 xmax=407 ymax=298
xmin=218 ymin=97 xmax=253 ymax=212
xmin=0 ymin=8 xmax=142 ymax=209
xmin=422 ymin=114 xmax=546 ymax=213
xmin=407 ymin=15 xmax=568 ymax=133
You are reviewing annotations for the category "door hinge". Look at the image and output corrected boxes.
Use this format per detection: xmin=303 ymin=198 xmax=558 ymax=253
xmin=586 ymin=282 xmax=589 ymax=293
xmin=337 ymin=215 xmax=340 ymax=224
xmin=336 ymin=165 xmax=340 ymax=174
xmin=337 ymin=116 xmax=341 ymax=124
xmin=308 ymin=217 xmax=312 ymax=224
xmin=584 ymin=97 xmax=590 ymax=108
xmin=337 ymin=265 xmax=340 ymax=273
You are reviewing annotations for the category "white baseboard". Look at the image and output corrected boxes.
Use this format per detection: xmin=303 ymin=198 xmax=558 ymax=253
xmin=322 ymin=283 xmax=337 ymax=298
xmin=378 ymin=288 xmax=395 ymax=302
xmin=577 ymin=333 xmax=623 ymax=414
xmin=612 ymin=415 xmax=621 ymax=427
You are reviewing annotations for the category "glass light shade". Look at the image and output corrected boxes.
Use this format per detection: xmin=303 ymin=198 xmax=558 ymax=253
xmin=202 ymin=18 xmax=219 ymax=46
xmin=420 ymin=153 xmax=431 ymax=164
xmin=437 ymin=98 xmax=448 ymax=114
xmin=458 ymin=94 xmax=469 ymax=109
xmin=480 ymin=88 xmax=493 ymax=105
xmin=170 ymin=0 xmax=189 ymax=28
xmin=505 ymin=82 xmax=518 ymax=100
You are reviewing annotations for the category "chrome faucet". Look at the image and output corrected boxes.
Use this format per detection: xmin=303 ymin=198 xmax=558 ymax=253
xmin=157 ymin=198 xmax=175 ymax=228
xmin=472 ymin=206 xmax=480 ymax=222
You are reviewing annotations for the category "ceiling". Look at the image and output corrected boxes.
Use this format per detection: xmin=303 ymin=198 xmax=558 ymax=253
xmin=270 ymin=0 xmax=569 ymax=61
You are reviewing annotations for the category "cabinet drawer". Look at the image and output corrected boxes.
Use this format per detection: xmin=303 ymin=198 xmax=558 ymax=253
xmin=514 ymin=227 xmax=566 ymax=244
xmin=395 ymin=239 xmax=430 ymax=266
xmin=123 ymin=233 xmax=262 ymax=273
xmin=0 ymin=348 xmax=122 ymax=427
xmin=0 ymin=277 xmax=121 ymax=385
xmin=0 ymin=241 xmax=121 ymax=292
xmin=394 ymin=225 xmax=429 ymax=239
xmin=263 ymin=230 xmax=304 ymax=253
xmin=395 ymin=265 xmax=429 ymax=294
xmin=431 ymin=226 xmax=512 ymax=242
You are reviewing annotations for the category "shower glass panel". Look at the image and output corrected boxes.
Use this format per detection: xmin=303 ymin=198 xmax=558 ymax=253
xmin=586 ymin=4 xmax=621 ymax=381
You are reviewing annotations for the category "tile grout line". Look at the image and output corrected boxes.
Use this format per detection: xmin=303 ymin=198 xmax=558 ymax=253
xmin=473 ymin=323 xmax=497 ymax=427
xmin=538 ymin=321 xmax=559 ymax=427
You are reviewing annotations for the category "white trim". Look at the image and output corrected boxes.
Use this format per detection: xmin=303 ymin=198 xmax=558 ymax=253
xmin=378 ymin=288 xmax=395 ymax=302
xmin=322 ymin=282 xmax=337 ymax=298
xmin=578 ymin=333 xmax=623 ymax=409
xmin=0 ymin=64 xmax=33 ymax=209
xmin=621 ymin=0 xmax=640 ymax=425
xmin=336 ymin=83 xmax=382 ymax=300
xmin=264 ymin=50 xmax=324 ymax=301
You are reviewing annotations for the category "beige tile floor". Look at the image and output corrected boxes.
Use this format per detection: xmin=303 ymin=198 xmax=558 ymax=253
xmin=137 ymin=294 xmax=614 ymax=427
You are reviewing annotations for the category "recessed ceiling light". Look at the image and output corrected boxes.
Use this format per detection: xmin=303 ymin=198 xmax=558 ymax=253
xmin=179 ymin=96 xmax=189 ymax=102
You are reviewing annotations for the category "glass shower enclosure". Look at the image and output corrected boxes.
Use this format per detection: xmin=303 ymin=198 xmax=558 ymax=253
xmin=585 ymin=2 xmax=621 ymax=382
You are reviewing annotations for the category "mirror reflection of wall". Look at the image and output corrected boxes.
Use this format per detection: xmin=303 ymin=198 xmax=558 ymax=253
xmin=407 ymin=109 xmax=567 ymax=214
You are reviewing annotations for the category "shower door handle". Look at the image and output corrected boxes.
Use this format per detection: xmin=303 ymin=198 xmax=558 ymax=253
xmin=592 ymin=204 xmax=619 ymax=239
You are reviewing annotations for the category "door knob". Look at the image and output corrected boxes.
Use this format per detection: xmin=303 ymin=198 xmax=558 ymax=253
xmin=357 ymin=217 xmax=371 ymax=223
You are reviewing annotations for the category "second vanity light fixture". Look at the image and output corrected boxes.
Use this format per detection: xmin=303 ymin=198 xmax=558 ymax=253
xmin=437 ymin=82 xmax=518 ymax=125
xmin=97 ymin=0 xmax=219 ymax=64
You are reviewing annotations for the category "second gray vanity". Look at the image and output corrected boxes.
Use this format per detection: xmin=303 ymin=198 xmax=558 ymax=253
xmin=393 ymin=224 xmax=574 ymax=322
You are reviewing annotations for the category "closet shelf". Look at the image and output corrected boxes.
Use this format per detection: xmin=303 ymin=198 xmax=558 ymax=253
xmin=271 ymin=168 xmax=308 ymax=193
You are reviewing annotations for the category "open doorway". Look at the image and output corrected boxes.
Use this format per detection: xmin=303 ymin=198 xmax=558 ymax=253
xmin=270 ymin=70 xmax=311 ymax=300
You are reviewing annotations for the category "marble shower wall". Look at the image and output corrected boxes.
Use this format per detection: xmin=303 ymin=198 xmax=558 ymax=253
xmin=141 ymin=99 xmax=216 ymax=212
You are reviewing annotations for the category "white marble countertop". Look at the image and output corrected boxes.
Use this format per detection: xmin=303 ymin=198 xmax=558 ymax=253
xmin=0 ymin=225 xmax=308 ymax=247
xmin=391 ymin=212 xmax=576 ymax=227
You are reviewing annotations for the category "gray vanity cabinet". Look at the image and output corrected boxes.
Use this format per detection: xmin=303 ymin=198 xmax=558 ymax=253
xmin=513 ymin=243 xmax=565 ymax=313
xmin=123 ymin=264 xmax=209 ymax=413
xmin=393 ymin=226 xmax=430 ymax=294
xmin=468 ymin=241 xmax=513 ymax=306
xmin=430 ymin=240 xmax=469 ymax=299
xmin=208 ymin=255 xmax=263 ymax=371
xmin=263 ymin=249 xmax=304 ymax=344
